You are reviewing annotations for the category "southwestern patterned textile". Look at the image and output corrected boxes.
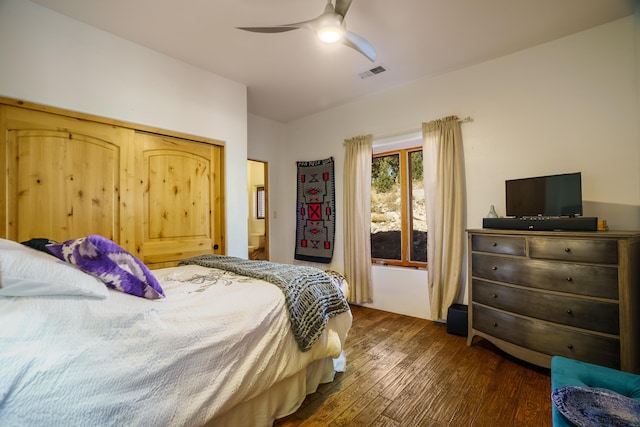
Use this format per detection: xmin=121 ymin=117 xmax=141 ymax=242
xmin=295 ymin=157 xmax=335 ymax=263
xmin=179 ymin=255 xmax=349 ymax=352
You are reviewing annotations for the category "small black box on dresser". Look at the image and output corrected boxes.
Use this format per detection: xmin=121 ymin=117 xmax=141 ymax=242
xmin=482 ymin=216 xmax=598 ymax=231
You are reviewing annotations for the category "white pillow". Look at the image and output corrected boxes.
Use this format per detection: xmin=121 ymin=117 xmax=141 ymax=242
xmin=0 ymin=238 xmax=109 ymax=298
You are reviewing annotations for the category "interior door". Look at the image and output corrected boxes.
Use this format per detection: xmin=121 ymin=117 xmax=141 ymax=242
xmin=136 ymin=131 xmax=224 ymax=267
xmin=247 ymin=159 xmax=269 ymax=260
xmin=1 ymin=105 xmax=135 ymax=249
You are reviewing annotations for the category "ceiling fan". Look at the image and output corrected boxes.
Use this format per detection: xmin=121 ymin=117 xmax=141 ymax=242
xmin=237 ymin=0 xmax=377 ymax=62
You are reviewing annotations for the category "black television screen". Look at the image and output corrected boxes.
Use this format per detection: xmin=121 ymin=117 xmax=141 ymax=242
xmin=505 ymin=172 xmax=583 ymax=218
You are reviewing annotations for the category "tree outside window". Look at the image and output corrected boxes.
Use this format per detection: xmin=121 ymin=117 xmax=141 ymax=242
xmin=371 ymin=147 xmax=427 ymax=267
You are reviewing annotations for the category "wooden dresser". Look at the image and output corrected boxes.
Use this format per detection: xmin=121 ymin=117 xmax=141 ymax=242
xmin=467 ymin=229 xmax=640 ymax=373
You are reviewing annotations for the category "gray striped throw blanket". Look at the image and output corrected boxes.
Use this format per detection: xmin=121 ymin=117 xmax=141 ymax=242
xmin=179 ymin=255 xmax=350 ymax=352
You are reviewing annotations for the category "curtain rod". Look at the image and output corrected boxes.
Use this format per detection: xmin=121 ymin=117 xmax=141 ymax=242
xmin=346 ymin=116 xmax=473 ymax=146
xmin=373 ymin=116 xmax=472 ymax=144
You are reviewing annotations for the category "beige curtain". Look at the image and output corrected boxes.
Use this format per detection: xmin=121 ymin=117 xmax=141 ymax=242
xmin=343 ymin=134 xmax=373 ymax=303
xmin=423 ymin=116 xmax=465 ymax=320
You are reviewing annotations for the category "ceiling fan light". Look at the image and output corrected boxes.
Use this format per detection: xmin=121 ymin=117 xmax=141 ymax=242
xmin=315 ymin=12 xmax=344 ymax=43
xmin=317 ymin=26 xmax=343 ymax=43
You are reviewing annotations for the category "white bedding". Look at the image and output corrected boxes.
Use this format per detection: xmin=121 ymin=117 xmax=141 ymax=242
xmin=0 ymin=264 xmax=352 ymax=427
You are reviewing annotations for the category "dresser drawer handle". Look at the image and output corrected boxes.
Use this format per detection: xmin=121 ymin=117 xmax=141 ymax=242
xmin=492 ymin=266 xmax=498 ymax=271
xmin=491 ymin=294 xmax=498 ymax=299
xmin=492 ymin=242 xmax=498 ymax=247
xmin=564 ymin=248 xmax=572 ymax=253
xmin=566 ymin=277 xmax=573 ymax=282
xmin=566 ymin=309 xmax=573 ymax=315
xmin=492 ymin=322 xmax=498 ymax=327
xmin=567 ymin=344 xmax=574 ymax=350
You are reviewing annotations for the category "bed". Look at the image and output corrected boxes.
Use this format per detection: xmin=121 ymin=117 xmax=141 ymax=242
xmin=0 ymin=236 xmax=352 ymax=427
xmin=0 ymin=99 xmax=352 ymax=426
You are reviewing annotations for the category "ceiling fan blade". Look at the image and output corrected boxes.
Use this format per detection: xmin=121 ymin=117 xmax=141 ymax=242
xmin=342 ymin=30 xmax=376 ymax=62
xmin=237 ymin=16 xmax=319 ymax=34
xmin=237 ymin=26 xmax=300 ymax=33
xmin=334 ymin=0 xmax=353 ymax=18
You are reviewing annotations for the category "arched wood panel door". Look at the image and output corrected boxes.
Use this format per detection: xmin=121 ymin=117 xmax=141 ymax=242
xmin=0 ymin=98 xmax=225 ymax=266
xmin=1 ymin=105 xmax=135 ymax=249
xmin=135 ymin=132 xmax=224 ymax=267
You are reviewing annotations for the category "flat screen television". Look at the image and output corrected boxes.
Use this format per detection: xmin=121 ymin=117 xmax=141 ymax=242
xmin=505 ymin=172 xmax=583 ymax=218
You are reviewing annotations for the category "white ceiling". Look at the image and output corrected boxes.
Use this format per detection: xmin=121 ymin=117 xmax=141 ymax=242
xmin=30 ymin=0 xmax=637 ymax=123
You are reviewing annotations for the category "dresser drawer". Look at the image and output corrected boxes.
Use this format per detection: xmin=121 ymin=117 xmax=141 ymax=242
xmin=472 ymin=304 xmax=620 ymax=369
xmin=471 ymin=234 xmax=526 ymax=256
xmin=472 ymin=279 xmax=620 ymax=335
xmin=529 ymin=237 xmax=618 ymax=264
xmin=472 ymin=253 xmax=619 ymax=299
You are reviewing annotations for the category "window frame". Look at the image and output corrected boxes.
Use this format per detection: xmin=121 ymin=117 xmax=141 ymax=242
xmin=256 ymin=186 xmax=265 ymax=219
xmin=371 ymin=145 xmax=427 ymax=269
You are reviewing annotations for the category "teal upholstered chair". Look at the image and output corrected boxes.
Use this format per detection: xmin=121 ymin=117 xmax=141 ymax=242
xmin=551 ymin=356 xmax=640 ymax=426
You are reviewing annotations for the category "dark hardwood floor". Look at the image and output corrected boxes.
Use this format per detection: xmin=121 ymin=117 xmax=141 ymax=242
xmin=275 ymin=305 xmax=552 ymax=427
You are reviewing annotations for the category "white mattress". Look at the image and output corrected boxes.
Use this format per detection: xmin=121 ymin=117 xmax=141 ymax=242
xmin=0 ymin=264 xmax=352 ymax=426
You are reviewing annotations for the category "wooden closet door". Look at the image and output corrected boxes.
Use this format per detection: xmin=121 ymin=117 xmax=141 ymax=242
xmin=0 ymin=106 xmax=136 ymax=248
xmin=135 ymin=132 xmax=224 ymax=267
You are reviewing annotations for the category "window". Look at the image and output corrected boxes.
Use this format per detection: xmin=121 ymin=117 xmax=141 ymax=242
xmin=256 ymin=186 xmax=265 ymax=219
xmin=371 ymin=146 xmax=427 ymax=267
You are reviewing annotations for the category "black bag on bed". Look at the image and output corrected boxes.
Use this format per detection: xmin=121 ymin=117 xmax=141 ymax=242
xmin=21 ymin=238 xmax=57 ymax=255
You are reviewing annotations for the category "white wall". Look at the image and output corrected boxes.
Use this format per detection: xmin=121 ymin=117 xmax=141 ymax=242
xmin=249 ymin=15 xmax=640 ymax=319
xmin=247 ymin=113 xmax=288 ymax=260
xmin=636 ymin=2 xmax=640 ymax=190
xmin=0 ymin=0 xmax=249 ymax=257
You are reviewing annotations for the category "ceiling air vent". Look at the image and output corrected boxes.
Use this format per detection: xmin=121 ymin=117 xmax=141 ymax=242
xmin=359 ymin=65 xmax=387 ymax=79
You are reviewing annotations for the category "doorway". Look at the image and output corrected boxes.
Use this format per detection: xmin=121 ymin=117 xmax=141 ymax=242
xmin=247 ymin=159 xmax=269 ymax=260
